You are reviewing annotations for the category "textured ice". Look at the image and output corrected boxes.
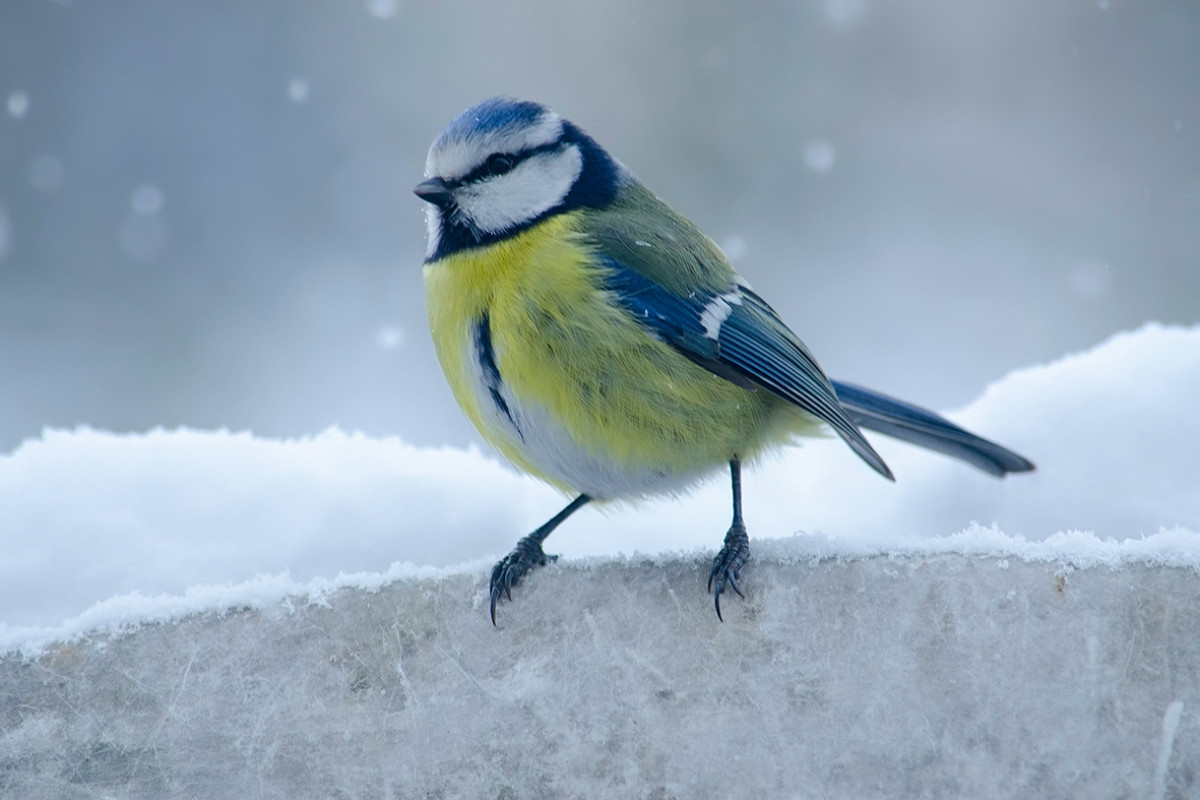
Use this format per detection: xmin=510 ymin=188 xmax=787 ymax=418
xmin=0 ymin=550 xmax=1196 ymax=798
xmin=0 ymin=322 xmax=1199 ymax=796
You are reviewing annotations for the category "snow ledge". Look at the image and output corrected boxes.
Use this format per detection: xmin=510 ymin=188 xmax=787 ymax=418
xmin=1 ymin=549 xmax=1197 ymax=798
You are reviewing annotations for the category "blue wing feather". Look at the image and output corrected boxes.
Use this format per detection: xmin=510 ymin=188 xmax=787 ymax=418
xmin=599 ymin=257 xmax=1035 ymax=479
xmin=583 ymin=182 xmax=1033 ymax=480
xmin=831 ymin=381 xmax=1035 ymax=477
xmin=599 ymin=258 xmax=894 ymax=480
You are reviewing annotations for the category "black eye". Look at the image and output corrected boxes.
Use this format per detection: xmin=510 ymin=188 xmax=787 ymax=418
xmin=486 ymin=153 xmax=515 ymax=176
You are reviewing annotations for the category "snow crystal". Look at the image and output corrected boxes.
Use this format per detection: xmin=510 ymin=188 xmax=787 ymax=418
xmin=366 ymin=0 xmax=398 ymax=19
xmin=804 ymin=139 xmax=837 ymax=172
xmin=287 ymin=77 xmax=309 ymax=103
xmin=6 ymin=91 xmax=28 ymax=118
xmin=375 ymin=324 xmax=405 ymax=350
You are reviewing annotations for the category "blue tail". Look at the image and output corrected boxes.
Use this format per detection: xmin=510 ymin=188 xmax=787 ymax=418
xmin=831 ymin=381 xmax=1035 ymax=478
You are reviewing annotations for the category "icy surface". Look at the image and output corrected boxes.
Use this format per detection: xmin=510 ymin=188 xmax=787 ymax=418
xmin=1 ymin=551 xmax=1196 ymax=799
xmin=0 ymin=323 xmax=1198 ymax=796
xmin=1 ymin=322 xmax=1198 ymax=650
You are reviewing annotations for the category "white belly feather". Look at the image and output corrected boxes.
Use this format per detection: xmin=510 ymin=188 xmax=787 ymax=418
xmin=463 ymin=323 xmax=710 ymax=500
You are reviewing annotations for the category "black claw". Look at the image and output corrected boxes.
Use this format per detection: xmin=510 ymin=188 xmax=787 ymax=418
xmin=487 ymin=535 xmax=556 ymax=625
xmin=709 ymin=522 xmax=750 ymax=621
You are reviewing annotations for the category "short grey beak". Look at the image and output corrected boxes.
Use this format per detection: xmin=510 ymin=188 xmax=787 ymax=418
xmin=413 ymin=177 xmax=453 ymax=206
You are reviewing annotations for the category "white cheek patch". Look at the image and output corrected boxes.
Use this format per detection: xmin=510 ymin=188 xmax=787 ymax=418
xmin=427 ymin=112 xmax=564 ymax=181
xmin=700 ymin=291 xmax=744 ymax=340
xmin=454 ymin=146 xmax=583 ymax=234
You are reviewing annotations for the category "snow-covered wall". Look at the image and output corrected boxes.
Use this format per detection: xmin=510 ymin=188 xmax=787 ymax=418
xmin=2 ymin=548 xmax=1197 ymax=799
xmin=1 ymin=323 xmax=1198 ymax=797
xmin=2 ymin=323 xmax=1198 ymax=643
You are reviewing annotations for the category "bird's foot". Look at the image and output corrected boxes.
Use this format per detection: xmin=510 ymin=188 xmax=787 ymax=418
xmin=708 ymin=521 xmax=750 ymax=621
xmin=489 ymin=535 xmax=557 ymax=625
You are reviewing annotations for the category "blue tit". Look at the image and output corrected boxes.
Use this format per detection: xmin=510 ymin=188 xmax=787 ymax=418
xmin=414 ymin=97 xmax=1035 ymax=623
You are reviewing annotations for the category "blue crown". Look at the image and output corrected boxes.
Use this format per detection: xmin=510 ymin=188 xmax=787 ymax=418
xmin=439 ymin=97 xmax=548 ymax=144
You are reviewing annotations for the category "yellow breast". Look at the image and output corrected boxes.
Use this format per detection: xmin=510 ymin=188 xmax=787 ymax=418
xmin=423 ymin=214 xmax=600 ymax=479
xmin=423 ymin=213 xmax=812 ymax=498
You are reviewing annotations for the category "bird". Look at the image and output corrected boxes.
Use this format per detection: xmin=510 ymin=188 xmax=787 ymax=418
xmin=414 ymin=97 xmax=1035 ymax=624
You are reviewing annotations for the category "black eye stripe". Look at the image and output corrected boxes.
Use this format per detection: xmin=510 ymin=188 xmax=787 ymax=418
xmin=452 ymin=140 xmax=565 ymax=187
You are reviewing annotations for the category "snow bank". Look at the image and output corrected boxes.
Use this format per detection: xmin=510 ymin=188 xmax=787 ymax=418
xmin=1 ymin=323 xmax=1199 ymax=798
xmin=1 ymin=322 xmax=1198 ymax=652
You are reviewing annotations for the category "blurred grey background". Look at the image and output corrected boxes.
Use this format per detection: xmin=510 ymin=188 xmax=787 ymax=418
xmin=0 ymin=0 xmax=1196 ymax=454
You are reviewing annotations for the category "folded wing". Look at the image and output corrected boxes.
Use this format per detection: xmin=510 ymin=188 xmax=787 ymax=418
xmin=600 ymin=258 xmax=894 ymax=480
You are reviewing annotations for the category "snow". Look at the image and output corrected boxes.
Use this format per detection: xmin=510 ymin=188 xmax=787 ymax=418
xmin=365 ymin=0 xmax=397 ymax=19
xmin=1 ymin=322 xmax=1199 ymax=797
xmin=5 ymin=90 xmax=28 ymax=118
xmin=1 ymin=322 xmax=1198 ymax=657
xmin=286 ymin=77 xmax=309 ymax=104
xmin=3 ymin=552 xmax=1196 ymax=798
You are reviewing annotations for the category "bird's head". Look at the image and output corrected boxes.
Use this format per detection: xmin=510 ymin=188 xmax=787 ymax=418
xmin=415 ymin=97 xmax=624 ymax=261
